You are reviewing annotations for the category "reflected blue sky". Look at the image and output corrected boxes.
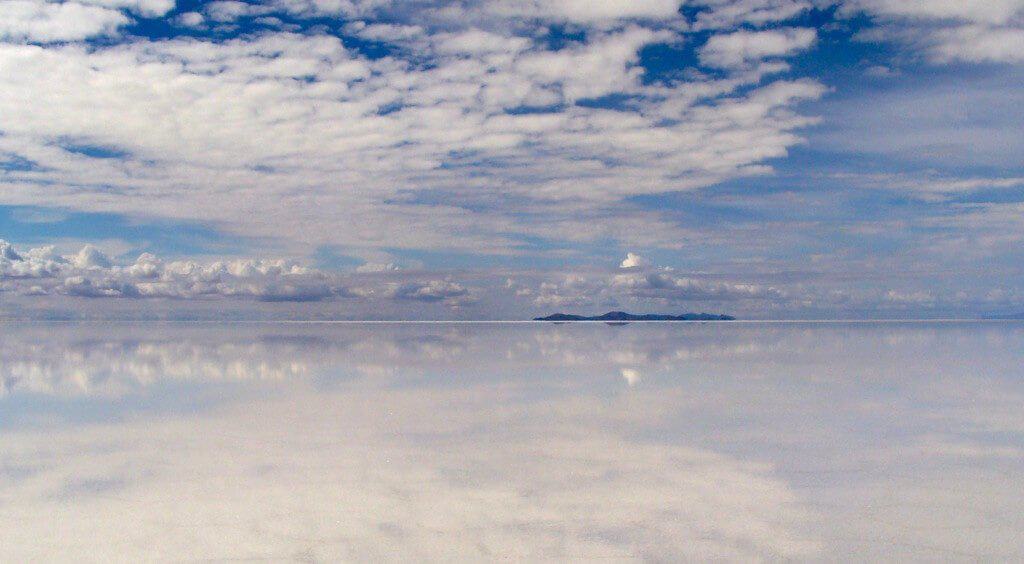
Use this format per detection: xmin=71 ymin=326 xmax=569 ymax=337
xmin=2 ymin=322 xmax=1023 ymax=560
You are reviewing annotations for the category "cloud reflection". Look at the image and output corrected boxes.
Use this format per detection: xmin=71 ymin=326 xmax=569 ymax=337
xmin=1 ymin=322 xmax=1024 ymax=560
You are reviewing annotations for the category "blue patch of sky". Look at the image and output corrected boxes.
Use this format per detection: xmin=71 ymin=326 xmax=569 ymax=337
xmin=575 ymin=93 xmax=645 ymax=111
xmin=384 ymin=189 xmax=490 ymax=213
xmin=0 ymin=154 xmax=39 ymax=172
xmin=0 ymin=205 xmax=249 ymax=258
xmin=505 ymin=103 xmax=566 ymax=115
xmin=59 ymin=141 xmax=131 ymax=160
xmin=638 ymin=42 xmax=705 ymax=86
xmin=790 ymin=17 xmax=893 ymax=80
xmin=628 ymin=192 xmax=772 ymax=225
xmin=796 ymin=52 xmax=1024 ymax=176
xmin=633 ymin=165 xmax=977 ymax=226
xmin=950 ymin=188 xmax=1024 ymax=205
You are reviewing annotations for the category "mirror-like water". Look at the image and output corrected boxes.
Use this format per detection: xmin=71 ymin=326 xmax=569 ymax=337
xmin=2 ymin=322 xmax=1023 ymax=561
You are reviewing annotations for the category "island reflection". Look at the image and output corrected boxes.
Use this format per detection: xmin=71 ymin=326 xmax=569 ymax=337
xmin=2 ymin=322 xmax=1023 ymax=560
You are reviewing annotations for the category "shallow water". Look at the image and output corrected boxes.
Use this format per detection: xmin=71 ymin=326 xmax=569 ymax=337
xmin=2 ymin=321 xmax=1023 ymax=561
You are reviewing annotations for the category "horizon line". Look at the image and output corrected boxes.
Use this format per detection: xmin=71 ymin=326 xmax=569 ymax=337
xmin=1 ymin=319 xmax=1022 ymax=324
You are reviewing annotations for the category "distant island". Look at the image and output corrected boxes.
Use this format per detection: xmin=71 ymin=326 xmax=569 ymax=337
xmin=534 ymin=311 xmax=735 ymax=322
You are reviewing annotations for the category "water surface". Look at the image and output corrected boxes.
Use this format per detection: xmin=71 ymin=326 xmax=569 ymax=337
xmin=2 ymin=322 xmax=1023 ymax=561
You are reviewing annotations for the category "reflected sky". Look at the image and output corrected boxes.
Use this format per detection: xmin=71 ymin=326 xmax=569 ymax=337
xmin=2 ymin=322 xmax=1024 ymax=561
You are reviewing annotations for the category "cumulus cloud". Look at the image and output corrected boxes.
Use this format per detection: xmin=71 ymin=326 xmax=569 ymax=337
xmin=619 ymin=252 xmax=651 ymax=269
xmin=526 ymin=255 xmax=784 ymax=312
xmin=0 ymin=239 xmax=21 ymax=261
xmin=612 ymin=269 xmax=784 ymax=302
xmin=0 ymin=239 xmax=470 ymax=306
xmin=267 ymin=0 xmax=390 ymax=18
xmin=700 ymin=27 xmax=817 ymax=68
xmin=174 ymin=11 xmax=205 ymax=27
xmin=0 ymin=0 xmax=129 ymax=42
xmin=0 ymin=0 xmax=175 ymax=42
xmin=204 ymin=0 xmax=273 ymax=22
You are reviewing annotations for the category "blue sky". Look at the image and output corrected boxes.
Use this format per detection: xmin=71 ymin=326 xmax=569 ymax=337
xmin=1 ymin=0 xmax=1023 ymax=319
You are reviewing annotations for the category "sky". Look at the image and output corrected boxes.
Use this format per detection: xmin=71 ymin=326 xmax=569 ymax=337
xmin=0 ymin=0 xmax=1022 ymax=320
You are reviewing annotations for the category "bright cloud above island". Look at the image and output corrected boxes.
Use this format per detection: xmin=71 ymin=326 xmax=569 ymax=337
xmin=1 ymin=0 xmax=1023 ymax=319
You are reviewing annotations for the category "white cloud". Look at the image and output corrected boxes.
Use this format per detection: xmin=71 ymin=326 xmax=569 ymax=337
xmin=813 ymin=69 xmax=1024 ymax=169
xmin=620 ymin=252 xmax=650 ymax=269
xmin=0 ymin=2 xmax=824 ymax=257
xmin=0 ymin=239 xmax=472 ymax=306
xmin=620 ymin=367 xmax=642 ymax=386
xmin=269 ymin=0 xmax=390 ymax=18
xmin=864 ymin=64 xmax=898 ymax=77
xmin=843 ymin=0 xmax=1024 ymax=25
xmin=0 ymin=239 xmax=21 ymax=261
xmin=174 ymin=11 xmax=205 ymax=27
xmin=692 ymin=0 xmax=812 ymax=29
xmin=700 ymin=27 xmax=817 ymax=68
xmin=81 ymin=0 xmax=174 ymax=17
xmin=0 ymin=0 xmax=129 ymax=42
xmin=528 ymin=256 xmax=785 ymax=312
xmin=885 ymin=289 xmax=934 ymax=305
xmin=483 ymin=0 xmax=685 ymax=23
xmin=832 ymin=172 xmax=1024 ymax=198
xmin=513 ymin=26 xmax=670 ymax=102
xmin=72 ymin=245 xmax=113 ymax=269
xmin=845 ymin=0 xmax=1024 ymax=64
xmin=282 ymin=0 xmax=687 ymax=25
xmin=385 ymin=279 xmax=472 ymax=305
xmin=204 ymin=0 xmax=272 ymax=22
xmin=0 ymin=0 xmax=174 ymax=43
xmin=611 ymin=270 xmax=784 ymax=301
xmin=432 ymin=29 xmax=530 ymax=55
xmin=929 ymin=25 xmax=1024 ymax=63
xmin=0 ymin=1 xmax=1019 ymax=319
xmin=355 ymin=262 xmax=401 ymax=273
xmin=0 ymin=242 xmax=64 ymax=278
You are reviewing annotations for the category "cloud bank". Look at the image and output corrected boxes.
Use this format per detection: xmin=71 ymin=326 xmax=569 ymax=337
xmin=0 ymin=239 xmax=477 ymax=306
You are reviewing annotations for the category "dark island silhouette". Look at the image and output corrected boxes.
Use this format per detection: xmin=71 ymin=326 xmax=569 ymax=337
xmin=534 ymin=311 xmax=735 ymax=322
